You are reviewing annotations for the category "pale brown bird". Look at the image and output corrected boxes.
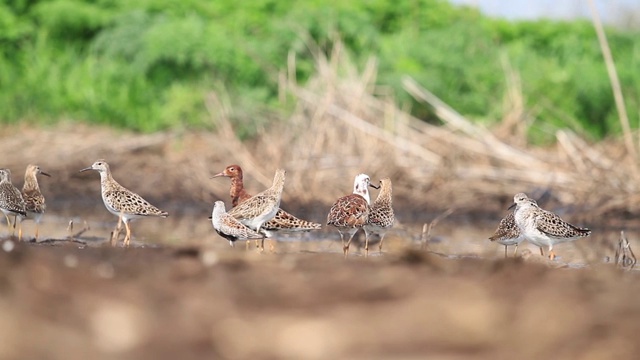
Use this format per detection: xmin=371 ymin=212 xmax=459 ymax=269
xmin=364 ymin=178 xmax=394 ymax=257
xmin=211 ymin=201 xmax=264 ymax=247
xmin=80 ymin=160 xmax=168 ymax=247
xmin=16 ymin=164 xmax=50 ymax=241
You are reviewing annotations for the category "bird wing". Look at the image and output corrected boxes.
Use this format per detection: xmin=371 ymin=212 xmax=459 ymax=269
xmin=489 ymin=212 xmax=520 ymax=241
xmin=104 ymin=190 xmax=167 ymax=217
xmin=263 ymin=208 xmax=322 ymax=231
xmin=228 ymin=194 xmax=278 ymax=220
xmin=535 ymin=210 xmax=590 ymax=238
xmin=327 ymin=194 xmax=369 ymax=227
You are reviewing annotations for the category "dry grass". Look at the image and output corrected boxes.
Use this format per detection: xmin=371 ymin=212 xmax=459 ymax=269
xmin=203 ymin=40 xmax=640 ymax=227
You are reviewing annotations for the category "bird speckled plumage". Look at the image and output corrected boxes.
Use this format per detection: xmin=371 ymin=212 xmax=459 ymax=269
xmin=327 ymin=174 xmax=379 ymax=258
xmin=211 ymin=201 xmax=264 ymax=247
xmin=212 ymin=164 xmax=321 ymax=237
xmin=489 ymin=212 xmax=525 ymax=258
xmin=80 ymin=160 xmax=168 ymax=246
xmin=512 ymin=192 xmax=591 ymax=260
xmin=17 ymin=164 xmax=50 ymax=241
xmin=364 ymin=178 xmax=394 ymax=256
xmin=0 ymin=169 xmax=26 ymax=234
xmin=227 ymin=168 xmax=286 ymax=234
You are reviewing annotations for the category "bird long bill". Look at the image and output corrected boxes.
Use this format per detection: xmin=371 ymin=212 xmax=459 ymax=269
xmin=79 ymin=166 xmax=92 ymax=173
xmin=507 ymin=203 xmax=516 ymax=210
xmin=369 ymin=182 xmax=381 ymax=189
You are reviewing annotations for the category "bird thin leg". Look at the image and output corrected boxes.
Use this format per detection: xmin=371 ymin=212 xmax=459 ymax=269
xmin=3 ymin=213 xmax=10 ymax=230
xmin=34 ymin=222 xmax=39 ymax=241
xmin=17 ymin=218 xmax=22 ymax=242
xmin=340 ymin=231 xmax=348 ymax=259
xmin=364 ymin=233 xmax=370 ymax=258
xmin=344 ymin=233 xmax=356 ymax=259
xmin=269 ymin=239 xmax=275 ymax=253
xmin=539 ymin=247 xmax=544 ymax=256
xmin=123 ymin=221 xmax=132 ymax=247
xmin=111 ymin=214 xmax=123 ymax=247
xmin=504 ymin=245 xmax=508 ymax=258
xmin=245 ymin=240 xmax=250 ymax=250
xmin=378 ymin=235 xmax=385 ymax=255
xmin=548 ymin=247 xmax=556 ymax=261
xmin=512 ymin=243 xmax=519 ymax=257
xmin=10 ymin=215 xmax=16 ymax=236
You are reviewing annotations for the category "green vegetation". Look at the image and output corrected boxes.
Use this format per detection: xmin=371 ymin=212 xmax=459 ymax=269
xmin=0 ymin=0 xmax=639 ymax=140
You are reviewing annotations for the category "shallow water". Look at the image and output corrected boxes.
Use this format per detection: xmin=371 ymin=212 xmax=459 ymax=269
xmin=7 ymin=204 xmax=637 ymax=272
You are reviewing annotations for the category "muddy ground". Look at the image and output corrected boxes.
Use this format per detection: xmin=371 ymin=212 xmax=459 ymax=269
xmin=0 ymin=125 xmax=639 ymax=359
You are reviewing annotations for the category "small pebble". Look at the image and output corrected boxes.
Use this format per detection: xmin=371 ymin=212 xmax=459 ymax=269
xmin=2 ymin=240 xmax=14 ymax=253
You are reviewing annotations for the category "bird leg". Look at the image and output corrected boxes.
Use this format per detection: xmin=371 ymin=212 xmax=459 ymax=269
xmin=4 ymin=214 xmax=16 ymax=236
xmin=245 ymin=240 xmax=250 ymax=250
xmin=10 ymin=215 xmax=16 ymax=236
xmin=512 ymin=243 xmax=519 ymax=257
xmin=344 ymin=233 xmax=356 ymax=259
xmin=378 ymin=235 xmax=385 ymax=255
xmin=339 ymin=232 xmax=346 ymax=258
xmin=503 ymin=245 xmax=508 ymax=258
xmin=123 ymin=221 xmax=132 ymax=247
xmin=539 ymin=247 xmax=544 ymax=256
xmin=111 ymin=213 xmax=124 ymax=247
xmin=34 ymin=223 xmax=39 ymax=241
xmin=364 ymin=234 xmax=370 ymax=258
xmin=13 ymin=216 xmax=22 ymax=241
xmin=3 ymin=213 xmax=10 ymax=231
xmin=548 ymin=248 xmax=556 ymax=261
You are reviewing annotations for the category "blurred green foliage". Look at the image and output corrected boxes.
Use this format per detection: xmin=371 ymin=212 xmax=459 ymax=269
xmin=0 ymin=0 xmax=638 ymax=140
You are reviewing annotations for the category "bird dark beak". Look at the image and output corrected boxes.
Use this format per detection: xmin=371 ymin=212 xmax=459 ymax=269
xmin=41 ymin=171 xmax=51 ymax=177
xmin=210 ymin=171 xmax=226 ymax=179
xmin=508 ymin=203 xmax=516 ymax=210
xmin=369 ymin=182 xmax=380 ymax=189
xmin=79 ymin=167 xmax=92 ymax=173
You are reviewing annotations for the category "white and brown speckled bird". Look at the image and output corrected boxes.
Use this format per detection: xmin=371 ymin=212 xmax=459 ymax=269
xmin=211 ymin=201 xmax=264 ymax=247
xmin=16 ymin=164 xmax=50 ymax=241
xmin=327 ymin=173 xmax=379 ymax=258
xmin=489 ymin=212 xmax=524 ymax=258
xmin=80 ymin=160 xmax=168 ymax=247
xmin=227 ymin=168 xmax=286 ymax=250
xmin=212 ymin=164 xmax=321 ymax=238
xmin=363 ymin=178 xmax=394 ymax=257
xmin=0 ymin=169 xmax=26 ymax=235
xmin=512 ymin=192 xmax=591 ymax=260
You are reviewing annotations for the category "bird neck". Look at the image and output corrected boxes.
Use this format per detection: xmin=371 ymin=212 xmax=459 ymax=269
xmin=375 ymin=185 xmax=392 ymax=206
xmin=99 ymin=170 xmax=117 ymax=189
xmin=229 ymin=176 xmax=251 ymax=207
xmin=23 ymin=173 xmax=40 ymax=192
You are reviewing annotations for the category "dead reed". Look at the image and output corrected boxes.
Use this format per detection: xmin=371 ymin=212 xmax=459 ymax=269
xmin=201 ymin=39 xmax=640 ymax=228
